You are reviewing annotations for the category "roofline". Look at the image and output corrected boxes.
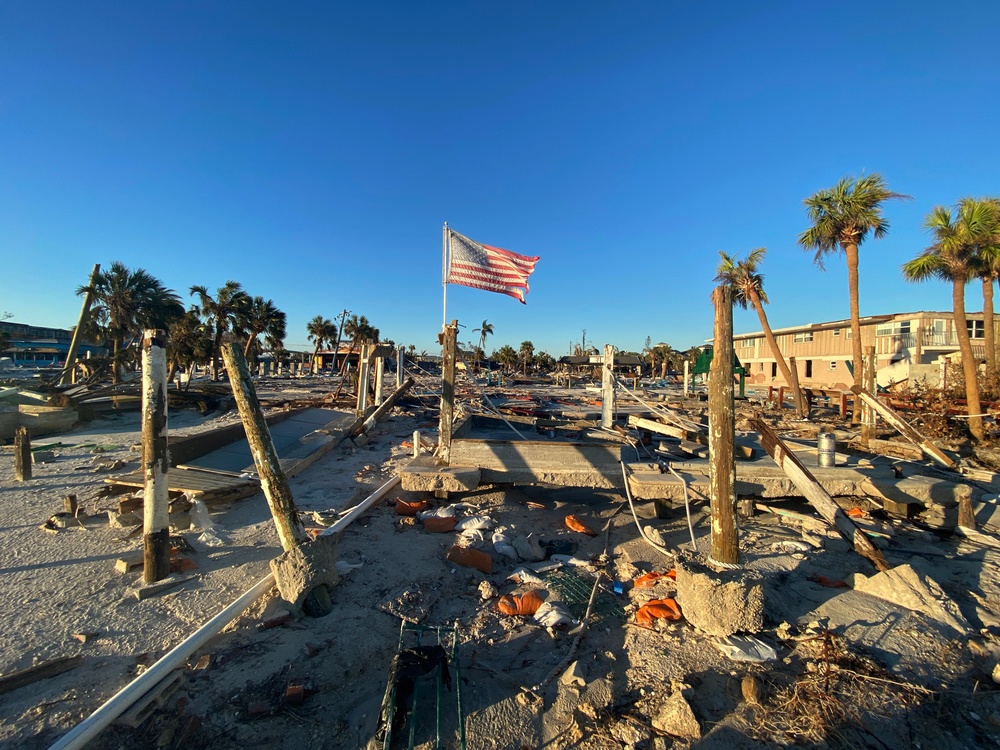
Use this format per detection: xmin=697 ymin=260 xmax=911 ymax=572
xmin=728 ymin=311 xmax=966 ymax=341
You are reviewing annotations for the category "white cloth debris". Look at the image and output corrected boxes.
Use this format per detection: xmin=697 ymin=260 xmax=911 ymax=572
xmin=456 ymin=515 xmax=494 ymax=531
xmin=714 ymin=635 xmax=778 ymax=662
xmin=492 ymin=531 xmax=519 ymax=561
xmin=417 ymin=503 xmax=466 ymax=521
xmin=459 ymin=529 xmax=486 ymax=547
xmin=190 ymin=499 xmax=214 ymax=532
xmin=534 ymin=601 xmax=577 ymax=629
xmin=549 ymin=554 xmax=591 ymax=568
xmin=507 ymin=567 xmax=547 ymax=586
xmin=336 ymin=560 xmax=364 ymax=575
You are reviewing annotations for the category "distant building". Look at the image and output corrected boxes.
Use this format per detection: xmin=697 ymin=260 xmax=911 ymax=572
xmin=0 ymin=322 xmax=105 ymax=368
xmin=727 ymin=311 xmax=990 ymax=390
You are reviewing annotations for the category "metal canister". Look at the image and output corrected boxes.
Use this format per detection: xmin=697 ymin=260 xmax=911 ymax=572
xmin=817 ymin=432 xmax=837 ymax=467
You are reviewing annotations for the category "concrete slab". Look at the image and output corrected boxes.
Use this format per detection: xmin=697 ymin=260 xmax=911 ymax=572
xmin=399 ymin=455 xmax=481 ymax=493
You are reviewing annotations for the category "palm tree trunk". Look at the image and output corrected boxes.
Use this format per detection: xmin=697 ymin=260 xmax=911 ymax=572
xmin=983 ymin=277 xmax=996 ymax=382
xmin=751 ymin=293 xmax=805 ymax=417
xmin=211 ymin=330 xmax=224 ymax=381
xmin=954 ymin=277 xmax=984 ymax=441
xmin=112 ymin=336 xmax=122 ymax=385
xmin=845 ymin=241 xmax=864 ymax=423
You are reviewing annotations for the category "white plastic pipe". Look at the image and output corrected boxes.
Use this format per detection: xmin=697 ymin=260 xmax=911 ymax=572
xmin=49 ymin=573 xmax=276 ymax=750
xmin=322 ymin=474 xmax=400 ymax=536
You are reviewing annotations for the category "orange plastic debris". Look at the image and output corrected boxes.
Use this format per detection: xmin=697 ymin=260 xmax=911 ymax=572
xmin=395 ymin=498 xmax=429 ymax=516
xmin=423 ymin=516 xmax=459 ymax=533
xmin=634 ymin=569 xmax=676 ymax=588
xmin=635 ymin=598 xmax=683 ymax=626
xmin=446 ymin=545 xmax=493 ymax=574
xmin=497 ymin=589 xmax=545 ymax=616
xmin=846 ymin=507 xmax=867 ymax=518
xmin=565 ymin=514 xmax=597 ymax=537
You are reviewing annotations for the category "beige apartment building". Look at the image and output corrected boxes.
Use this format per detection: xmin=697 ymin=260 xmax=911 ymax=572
xmin=731 ymin=311 xmax=991 ymax=390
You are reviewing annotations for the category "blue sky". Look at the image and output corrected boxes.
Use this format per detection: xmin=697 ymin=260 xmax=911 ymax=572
xmin=2 ymin=1 xmax=998 ymax=357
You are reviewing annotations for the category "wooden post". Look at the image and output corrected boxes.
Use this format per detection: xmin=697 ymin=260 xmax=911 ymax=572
xmin=709 ymin=286 xmax=738 ymax=565
xmin=142 ymin=329 xmax=171 ymax=584
xmin=14 ymin=426 xmax=31 ymax=481
xmin=751 ymin=418 xmax=890 ymax=572
xmin=787 ymin=356 xmax=806 ymax=418
xmin=355 ymin=344 xmax=371 ymax=416
xmin=438 ymin=320 xmax=458 ymax=465
xmin=601 ymin=344 xmax=616 ymax=429
xmin=222 ymin=343 xmax=307 ymax=552
xmin=64 ymin=494 xmax=78 ymax=516
xmin=60 ymin=263 xmax=101 ymax=386
xmin=397 ymin=346 xmax=404 ymax=389
xmin=683 ymin=360 xmax=690 ymax=396
xmin=860 ymin=346 xmax=877 ymax=445
xmin=374 ymin=353 xmax=385 ymax=406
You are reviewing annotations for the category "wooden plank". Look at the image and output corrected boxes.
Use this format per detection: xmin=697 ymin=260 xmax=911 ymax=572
xmin=627 ymin=415 xmax=689 ymax=440
xmin=751 ymin=418 xmax=890 ymax=572
xmin=0 ymin=655 xmax=83 ymax=696
xmin=852 ymin=386 xmax=955 ymax=468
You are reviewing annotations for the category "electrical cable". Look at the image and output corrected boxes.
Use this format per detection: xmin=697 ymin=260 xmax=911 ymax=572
xmin=619 ymin=461 xmax=672 ymax=557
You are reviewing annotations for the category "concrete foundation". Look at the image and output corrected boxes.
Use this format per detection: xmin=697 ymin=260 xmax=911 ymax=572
xmin=675 ymin=553 xmax=764 ymax=636
xmin=269 ymin=535 xmax=340 ymax=618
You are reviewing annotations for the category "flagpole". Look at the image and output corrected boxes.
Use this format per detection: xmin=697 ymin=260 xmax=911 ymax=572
xmin=442 ymin=221 xmax=449 ymax=329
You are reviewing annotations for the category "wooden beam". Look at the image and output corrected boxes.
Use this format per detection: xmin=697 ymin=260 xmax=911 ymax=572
xmin=851 ymin=386 xmax=955 ymax=468
xmin=751 ymin=418 xmax=890 ymax=572
xmin=709 ymin=285 xmax=738 ymax=564
xmin=0 ymin=655 xmax=83 ymax=696
xmin=627 ymin=414 xmax=689 ymax=440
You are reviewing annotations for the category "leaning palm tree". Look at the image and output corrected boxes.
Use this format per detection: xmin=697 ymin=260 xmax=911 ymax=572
xmin=799 ymin=174 xmax=909 ymax=421
xmin=306 ymin=315 xmax=336 ymax=374
xmin=190 ymin=281 xmax=250 ymax=380
xmin=971 ymin=201 xmax=1000 ymax=381
xmin=472 ymin=320 xmax=494 ymax=372
xmin=902 ymin=198 xmax=1000 ymax=442
xmin=717 ymin=249 xmax=806 ymax=416
xmin=78 ymin=261 xmax=184 ymax=383
xmin=243 ymin=297 xmax=287 ymax=361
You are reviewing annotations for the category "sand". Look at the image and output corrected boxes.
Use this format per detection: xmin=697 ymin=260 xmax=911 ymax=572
xmin=2 ymin=381 xmax=1000 ymax=749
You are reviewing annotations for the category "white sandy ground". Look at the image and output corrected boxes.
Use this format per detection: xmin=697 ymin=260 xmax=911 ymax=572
xmin=2 ymin=382 xmax=1000 ymax=749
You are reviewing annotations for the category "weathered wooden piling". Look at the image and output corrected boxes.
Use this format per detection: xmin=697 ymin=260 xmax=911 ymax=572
xmin=221 ymin=343 xmax=307 ymax=552
xmin=142 ymin=330 xmax=171 ymax=584
xmin=709 ymin=285 xmax=738 ymax=565
xmin=438 ymin=320 xmax=458 ymax=465
xmin=14 ymin=426 xmax=31 ymax=482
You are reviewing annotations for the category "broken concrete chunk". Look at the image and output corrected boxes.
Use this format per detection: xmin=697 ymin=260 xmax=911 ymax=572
xmin=512 ymin=534 xmax=547 ymax=562
xmin=269 ymin=536 xmax=340 ymax=618
xmin=651 ymin=691 xmax=701 ymax=739
xmin=854 ymin=563 xmax=970 ymax=635
xmin=675 ymin=554 xmax=764 ymax=636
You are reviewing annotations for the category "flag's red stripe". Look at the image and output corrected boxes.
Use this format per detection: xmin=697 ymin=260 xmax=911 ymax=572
xmin=449 ymin=262 xmax=530 ymax=285
xmin=449 ymin=278 xmax=526 ymax=303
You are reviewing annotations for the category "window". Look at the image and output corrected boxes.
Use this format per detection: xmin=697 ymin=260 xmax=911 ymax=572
xmin=832 ymin=328 xmax=840 ymax=337
xmin=793 ymin=332 xmax=813 ymax=343
xmin=805 ymin=360 xmax=813 ymax=378
xmin=829 ymin=361 xmax=837 ymax=370
xmin=846 ymin=329 xmax=852 ymax=339
xmin=968 ymin=320 xmax=985 ymax=339
xmin=876 ymin=321 xmax=911 ymax=337
xmin=771 ymin=363 xmax=777 ymax=378
xmin=759 ymin=362 xmax=764 ymax=371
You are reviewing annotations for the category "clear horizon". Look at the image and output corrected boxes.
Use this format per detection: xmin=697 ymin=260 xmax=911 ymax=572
xmin=2 ymin=1 xmax=998 ymax=358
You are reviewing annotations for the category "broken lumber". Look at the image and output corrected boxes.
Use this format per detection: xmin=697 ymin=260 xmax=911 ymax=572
xmin=751 ymin=418 xmax=890 ymax=572
xmin=0 ymin=655 xmax=83 ymax=697
xmin=851 ymin=386 xmax=955 ymax=468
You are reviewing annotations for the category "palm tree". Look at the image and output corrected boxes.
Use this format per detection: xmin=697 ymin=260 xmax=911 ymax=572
xmin=78 ymin=261 xmax=184 ymax=383
xmin=472 ymin=320 xmax=494 ymax=373
xmin=306 ymin=315 xmax=337 ymax=374
xmin=799 ymin=174 xmax=908 ymax=421
xmin=971 ymin=202 xmax=1000 ymax=381
xmin=243 ymin=297 xmax=287 ymax=362
xmin=330 ymin=309 xmax=350 ymax=372
xmin=190 ymin=281 xmax=250 ymax=380
xmin=167 ymin=307 xmax=213 ymax=386
xmin=519 ymin=340 xmax=535 ymax=374
xmin=717 ymin=248 xmax=806 ymax=416
xmin=902 ymin=198 xmax=1000 ymax=441
xmin=334 ymin=314 xmax=379 ymax=397
xmin=495 ymin=344 xmax=518 ymax=372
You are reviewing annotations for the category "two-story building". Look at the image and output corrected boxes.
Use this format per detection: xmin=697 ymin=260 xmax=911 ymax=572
xmin=729 ymin=311 xmax=990 ymax=390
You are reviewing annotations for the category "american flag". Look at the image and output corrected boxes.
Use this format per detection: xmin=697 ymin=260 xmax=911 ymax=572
xmin=446 ymin=230 xmax=540 ymax=304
